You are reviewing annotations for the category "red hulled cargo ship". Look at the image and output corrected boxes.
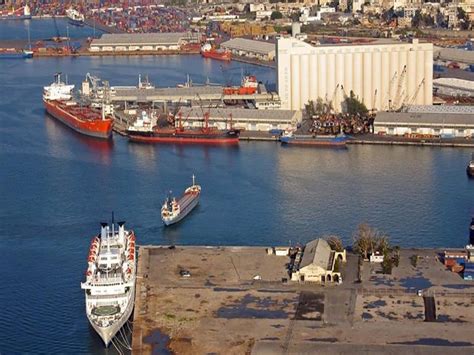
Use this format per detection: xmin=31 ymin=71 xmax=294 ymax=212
xmin=43 ymin=74 xmax=113 ymax=139
xmin=200 ymin=43 xmax=231 ymax=62
xmin=127 ymin=111 xmax=239 ymax=144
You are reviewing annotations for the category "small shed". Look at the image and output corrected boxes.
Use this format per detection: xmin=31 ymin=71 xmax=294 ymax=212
xmin=369 ymin=252 xmax=384 ymax=263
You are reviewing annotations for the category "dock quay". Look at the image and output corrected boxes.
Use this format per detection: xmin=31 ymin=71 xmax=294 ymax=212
xmin=109 ymin=86 xmax=278 ymax=103
xmin=132 ymin=245 xmax=474 ymax=354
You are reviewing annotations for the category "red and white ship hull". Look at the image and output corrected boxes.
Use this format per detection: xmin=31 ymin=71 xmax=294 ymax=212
xmin=44 ymin=100 xmax=113 ymax=139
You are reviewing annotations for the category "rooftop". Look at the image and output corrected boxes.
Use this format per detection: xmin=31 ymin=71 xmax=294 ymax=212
xmin=178 ymin=107 xmax=298 ymax=121
xmin=376 ymin=106 xmax=474 ymax=126
xmin=299 ymin=238 xmax=332 ymax=270
xmin=91 ymin=32 xmax=197 ymax=46
xmin=221 ymin=38 xmax=275 ymax=55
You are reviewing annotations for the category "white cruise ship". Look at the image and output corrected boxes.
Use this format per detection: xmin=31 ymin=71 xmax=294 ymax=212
xmin=80 ymin=221 xmax=137 ymax=347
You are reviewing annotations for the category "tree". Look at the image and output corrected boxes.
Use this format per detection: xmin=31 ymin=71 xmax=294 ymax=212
xmin=326 ymin=235 xmax=344 ymax=252
xmin=457 ymin=7 xmax=470 ymax=30
xmin=353 ymin=223 xmax=390 ymax=260
xmin=343 ymin=90 xmax=368 ymax=115
xmin=381 ymin=254 xmax=393 ymax=274
xmin=271 ymin=11 xmax=283 ymax=20
xmin=352 ymin=223 xmax=373 ymax=260
xmin=305 ymin=100 xmax=316 ymax=118
xmin=412 ymin=10 xmax=421 ymax=28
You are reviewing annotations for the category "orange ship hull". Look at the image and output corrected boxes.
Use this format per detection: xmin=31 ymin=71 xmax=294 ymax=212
xmin=44 ymin=100 xmax=113 ymax=139
xmin=201 ymin=50 xmax=231 ymax=61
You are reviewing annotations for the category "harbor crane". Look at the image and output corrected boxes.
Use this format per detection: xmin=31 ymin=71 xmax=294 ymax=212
xmin=392 ymin=65 xmax=407 ymax=110
xmin=371 ymin=89 xmax=377 ymax=113
xmin=381 ymin=71 xmax=397 ymax=111
xmin=407 ymin=78 xmax=425 ymax=107
xmin=399 ymin=78 xmax=425 ymax=111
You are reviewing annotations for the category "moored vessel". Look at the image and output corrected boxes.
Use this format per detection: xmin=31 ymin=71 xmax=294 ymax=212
xmin=280 ymin=131 xmax=348 ymax=148
xmin=0 ymin=5 xmax=31 ymax=20
xmin=43 ymin=74 xmax=113 ymax=139
xmin=0 ymin=48 xmax=33 ymax=59
xmin=467 ymin=154 xmax=474 ymax=178
xmin=223 ymin=75 xmax=258 ymax=95
xmin=162 ymin=175 xmax=201 ymax=226
xmin=80 ymin=220 xmax=137 ymax=347
xmin=200 ymin=43 xmax=231 ymax=61
xmin=127 ymin=110 xmax=240 ymax=144
xmin=66 ymin=8 xmax=85 ymax=26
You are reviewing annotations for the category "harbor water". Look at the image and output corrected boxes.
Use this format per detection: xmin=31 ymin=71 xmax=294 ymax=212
xmin=1 ymin=22 xmax=474 ymax=353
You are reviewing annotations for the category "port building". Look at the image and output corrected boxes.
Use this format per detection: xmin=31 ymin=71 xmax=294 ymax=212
xmin=177 ymin=107 xmax=300 ymax=131
xmin=221 ymin=38 xmax=276 ymax=61
xmin=89 ymin=33 xmax=200 ymax=52
xmin=276 ymin=38 xmax=433 ymax=112
xmin=291 ymin=238 xmax=346 ymax=283
xmin=374 ymin=105 xmax=474 ymax=138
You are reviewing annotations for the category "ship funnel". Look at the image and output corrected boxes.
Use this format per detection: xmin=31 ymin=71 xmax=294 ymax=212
xmin=118 ymin=221 xmax=125 ymax=239
xmin=100 ymin=222 xmax=107 ymax=239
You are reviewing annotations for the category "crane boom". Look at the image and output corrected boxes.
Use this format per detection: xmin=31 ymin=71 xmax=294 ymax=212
xmin=393 ymin=65 xmax=407 ymax=110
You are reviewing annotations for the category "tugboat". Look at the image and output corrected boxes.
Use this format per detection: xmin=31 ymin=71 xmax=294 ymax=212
xmin=280 ymin=130 xmax=348 ymax=148
xmin=80 ymin=219 xmax=137 ymax=347
xmin=43 ymin=74 xmax=113 ymax=139
xmin=161 ymin=175 xmax=201 ymax=226
xmin=467 ymin=154 xmax=474 ymax=178
xmin=200 ymin=43 xmax=231 ymax=62
xmin=223 ymin=75 xmax=258 ymax=95
xmin=66 ymin=8 xmax=85 ymax=26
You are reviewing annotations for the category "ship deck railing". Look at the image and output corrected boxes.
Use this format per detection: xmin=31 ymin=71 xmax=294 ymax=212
xmin=91 ymin=275 xmax=124 ymax=285
xmin=87 ymin=292 xmax=129 ymax=300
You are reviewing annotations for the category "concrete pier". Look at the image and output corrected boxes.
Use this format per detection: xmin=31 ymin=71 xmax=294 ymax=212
xmin=132 ymin=246 xmax=474 ymax=354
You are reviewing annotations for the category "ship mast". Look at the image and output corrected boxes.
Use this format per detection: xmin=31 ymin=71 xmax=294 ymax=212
xmin=204 ymin=111 xmax=209 ymax=132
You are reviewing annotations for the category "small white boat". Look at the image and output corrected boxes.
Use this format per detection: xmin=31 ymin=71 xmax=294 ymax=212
xmin=467 ymin=154 xmax=474 ymax=178
xmin=161 ymin=175 xmax=201 ymax=226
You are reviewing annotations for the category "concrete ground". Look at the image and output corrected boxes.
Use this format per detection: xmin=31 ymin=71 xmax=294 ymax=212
xmin=132 ymin=246 xmax=474 ymax=355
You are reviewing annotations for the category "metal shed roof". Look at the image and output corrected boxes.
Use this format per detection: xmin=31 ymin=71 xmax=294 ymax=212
xmin=221 ymin=38 xmax=275 ymax=55
xmin=91 ymin=32 xmax=196 ymax=46
xmin=299 ymin=239 xmax=332 ymax=270
xmin=178 ymin=107 xmax=298 ymax=121
xmin=374 ymin=112 xmax=474 ymax=127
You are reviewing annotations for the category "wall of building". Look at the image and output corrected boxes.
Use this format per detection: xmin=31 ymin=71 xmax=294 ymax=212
xmin=276 ymin=38 xmax=433 ymax=112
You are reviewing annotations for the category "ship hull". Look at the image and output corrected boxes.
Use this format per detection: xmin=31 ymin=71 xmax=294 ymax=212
xmin=163 ymin=193 xmax=199 ymax=226
xmin=86 ymin=285 xmax=135 ymax=347
xmin=467 ymin=166 xmax=474 ymax=178
xmin=201 ymin=51 xmax=231 ymax=61
xmin=0 ymin=52 xmax=32 ymax=59
xmin=0 ymin=15 xmax=32 ymax=20
xmin=68 ymin=18 xmax=84 ymax=26
xmin=128 ymin=129 xmax=240 ymax=144
xmin=281 ymin=135 xmax=347 ymax=148
xmin=44 ymin=100 xmax=113 ymax=139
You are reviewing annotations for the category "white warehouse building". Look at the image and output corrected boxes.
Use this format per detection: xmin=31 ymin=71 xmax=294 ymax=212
xmin=276 ymin=37 xmax=433 ymax=112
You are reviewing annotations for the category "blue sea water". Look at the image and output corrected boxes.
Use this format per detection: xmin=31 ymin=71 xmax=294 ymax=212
xmin=0 ymin=18 xmax=103 ymax=41
xmin=0 ymin=22 xmax=473 ymax=353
